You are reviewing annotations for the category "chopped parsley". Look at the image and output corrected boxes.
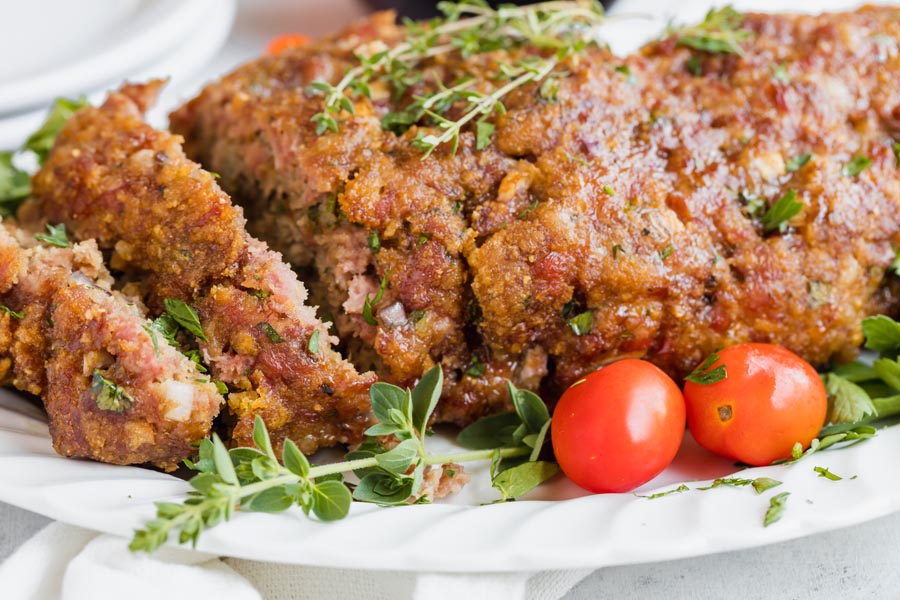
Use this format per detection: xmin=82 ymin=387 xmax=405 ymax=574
xmin=368 ymin=230 xmax=381 ymax=254
xmin=258 ymin=322 xmax=284 ymax=343
xmin=163 ymin=299 xmax=208 ymax=342
xmin=466 ymin=355 xmax=486 ymax=377
xmin=772 ymin=63 xmax=790 ymax=84
xmin=34 ymin=223 xmax=70 ymax=248
xmin=362 ymin=270 xmax=390 ymax=326
xmin=785 ymin=152 xmax=812 ymax=172
xmin=0 ymin=305 xmax=23 ymax=320
xmin=567 ymin=310 xmax=593 ymax=336
xmin=612 ymin=243 xmax=626 ymax=259
xmin=602 ymin=185 xmax=615 ymax=196
xmin=685 ymin=352 xmax=727 ymax=385
xmin=91 ymin=370 xmax=133 ymax=413
xmin=814 ymin=466 xmax=843 ymax=481
xmin=763 ymin=492 xmax=790 ymax=527
xmin=636 ymin=484 xmax=690 ymax=499
xmin=660 ymin=244 xmax=674 ymax=261
xmin=842 ymin=154 xmax=872 ymax=177
xmin=308 ymin=329 xmax=320 ymax=354
xmin=214 ymin=381 xmax=229 ymax=395
xmin=760 ymin=189 xmax=802 ymax=233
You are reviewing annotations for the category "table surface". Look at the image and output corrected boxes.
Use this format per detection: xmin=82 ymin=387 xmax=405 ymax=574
xmin=4 ymin=0 xmax=900 ymax=597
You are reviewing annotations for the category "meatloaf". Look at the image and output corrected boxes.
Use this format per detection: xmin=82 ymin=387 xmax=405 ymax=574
xmin=171 ymin=6 xmax=900 ymax=424
xmin=0 ymin=222 xmax=221 ymax=469
xmin=30 ymin=81 xmax=375 ymax=455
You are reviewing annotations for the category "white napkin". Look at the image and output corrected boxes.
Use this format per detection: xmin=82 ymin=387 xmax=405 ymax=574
xmin=0 ymin=523 xmax=591 ymax=600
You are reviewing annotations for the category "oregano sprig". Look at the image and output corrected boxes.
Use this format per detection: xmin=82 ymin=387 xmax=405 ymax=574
xmin=131 ymin=366 xmax=556 ymax=553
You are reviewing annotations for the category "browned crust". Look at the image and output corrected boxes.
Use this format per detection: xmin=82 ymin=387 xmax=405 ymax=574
xmin=32 ymin=83 xmax=375 ymax=454
xmin=171 ymin=7 xmax=900 ymax=423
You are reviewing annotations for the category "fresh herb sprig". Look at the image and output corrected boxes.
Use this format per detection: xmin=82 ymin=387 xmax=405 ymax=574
xmin=131 ymin=366 xmax=556 ymax=553
xmin=307 ymin=1 xmax=606 ymax=156
xmin=0 ymin=96 xmax=90 ymax=216
xmin=675 ymin=6 xmax=752 ymax=56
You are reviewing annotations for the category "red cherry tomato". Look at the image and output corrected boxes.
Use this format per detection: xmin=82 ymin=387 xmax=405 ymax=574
xmin=266 ymin=33 xmax=312 ymax=55
xmin=683 ymin=343 xmax=827 ymax=466
xmin=551 ymin=359 xmax=686 ymax=493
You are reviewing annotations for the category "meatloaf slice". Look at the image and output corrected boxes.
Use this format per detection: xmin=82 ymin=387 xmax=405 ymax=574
xmin=171 ymin=7 xmax=900 ymax=422
xmin=31 ymin=81 xmax=375 ymax=454
xmin=0 ymin=223 xmax=222 ymax=469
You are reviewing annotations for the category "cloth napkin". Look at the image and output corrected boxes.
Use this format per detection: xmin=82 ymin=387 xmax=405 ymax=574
xmin=0 ymin=523 xmax=592 ymax=600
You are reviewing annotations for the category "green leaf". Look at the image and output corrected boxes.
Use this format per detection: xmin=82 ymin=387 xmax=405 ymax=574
xmin=475 ymin=120 xmax=495 ymax=150
xmin=370 ymin=382 xmax=409 ymax=427
xmin=466 ymin=354 xmax=486 ymax=377
xmin=364 ymin=422 xmax=403 ymax=436
xmin=163 ymin=299 xmax=208 ymax=342
xmin=764 ymin=492 xmax=790 ymax=527
xmin=24 ymin=96 xmax=89 ymax=164
xmin=508 ymin=382 xmax=550 ymax=434
xmin=307 ymin=330 xmax=319 ymax=355
xmin=282 ymin=439 xmax=310 ymax=478
xmin=760 ymin=189 xmax=802 ymax=233
xmin=675 ymin=7 xmax=751 ymax=56
xmin=874 ymin=358 xmax=900 ymax=392
xmin=311 ymin=480 xmax=353 ymax=521
xmin=0 ymin=152 xmax=30 ymax=216
xmin=211 ymin=435 xmax=238 ymax=485
xmin=752 ymin=477 xmax=783 ymax=494
xmin=411 ymin=364 xmax=443 ymax=434
xmin=457 ymin=412 xmax=522 ymax=449
xmin=367 ymin=230 xmax=381 ymax=253
xmin=862 ymin=315 xmax=900 ymax=354
xmin=814 ymin=466 xmax=842 ymax=481
xmin=362 ymin=270 xmax=390 ymax=326
xmin=823 ymin=373 xmax=876 ymax=424
xmin=566 ymin=310 xmax=593 ymax=336
xmin=257 ymin=322 xmax=284 ymax=343
xmin=685 ymin=352 xmax=727 ymax=385
xmin=635 ymin=483 xmax=690 ymax=499
xmin=90 ymin=370 xmax=133 ymax=413
xmin=353 ymin=472 xmax=414 ymax=505
xmin=242 ymin=487 xmax=293 ymax=513
xmin=785 ymin=152 xmax=813 ymax=172
xmin=841 ymin=154 xmax=871 ymax=177
xmin=375 ymin=439 xmax=420 ymax=474
xmin=831 ymin=361 xmax=879 ymax=383
xmin=492 ymin=461 xmax=559 ymax=500
xmin=529 ymin=418 xmax=551 ymax=462
xmin=189 ymin=473 xmax=221 ymax=495
xmin=0 ymin=305 xmax=24 ymax=320
xmin=696 ymin=477 xmax=752 ymax=490
xmin=34 ymin=223 xmax=70 ymax=248
xmin=252 ymin=415 xmax=277 ymax=459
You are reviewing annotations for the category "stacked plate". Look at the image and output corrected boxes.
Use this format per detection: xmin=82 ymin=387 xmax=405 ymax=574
xmin=0 ymin=0 xmax=235 ymax=149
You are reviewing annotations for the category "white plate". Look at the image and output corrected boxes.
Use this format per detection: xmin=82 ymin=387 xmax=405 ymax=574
xmin=0 ymin=387 xmax=896 ymax=572
xmin=0 ymin=0 xmax=223 ymax=115
xmin=0 ymin=0 xmax=236 ymax=150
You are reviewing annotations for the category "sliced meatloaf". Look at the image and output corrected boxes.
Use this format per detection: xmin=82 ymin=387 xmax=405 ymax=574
xmin=0 ymin=223 xmax=221 ymax=469
xmin=31 ymin=82 xmax=375 ymax=454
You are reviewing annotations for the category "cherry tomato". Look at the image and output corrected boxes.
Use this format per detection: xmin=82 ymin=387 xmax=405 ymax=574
xmin=266 ymin=33 xmax=312 ymax=55
xmin=551 ymin=359 xmax=686 ymax=493
xmin=683 ymin=343 xmax=827 ymax=466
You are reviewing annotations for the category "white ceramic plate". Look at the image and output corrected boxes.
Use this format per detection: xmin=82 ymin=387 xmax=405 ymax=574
xmin=0 ymin=0 xmax=224 ymax=116
xmin=0 ymin=0 xmax=236 ymax=150
xmin=0 ymin=387 xmax=896 ymax=572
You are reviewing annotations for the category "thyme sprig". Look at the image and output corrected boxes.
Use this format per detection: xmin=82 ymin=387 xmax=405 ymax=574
xmin=131 ymin=366 xmax=555 ymax=553
xmin=306 ymin=1 xmax=606 ymax=156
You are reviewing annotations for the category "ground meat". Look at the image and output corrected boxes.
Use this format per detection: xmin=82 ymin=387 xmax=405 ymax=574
xmin=171 ymin=7 xmax=900 ymax=422
xmin=31 ymin=82 xmax=376 ymax=455
xmin=0 ymin=223 xmax=221 ymax=470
